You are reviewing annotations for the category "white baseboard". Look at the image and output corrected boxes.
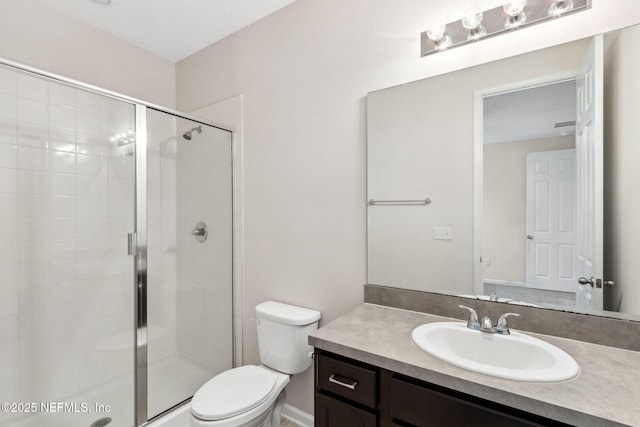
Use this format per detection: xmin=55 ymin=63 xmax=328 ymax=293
xmin=281 ymin=404 xmax=313 ymax=427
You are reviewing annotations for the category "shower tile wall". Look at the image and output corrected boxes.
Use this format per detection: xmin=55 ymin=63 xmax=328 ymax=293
xmin=147 ymin=117 xmax=178 ymax=365
xmin=175 ymin=126 xmax=232 ymax=373
xmin=0 ymin=67 xmax=135 ymax=422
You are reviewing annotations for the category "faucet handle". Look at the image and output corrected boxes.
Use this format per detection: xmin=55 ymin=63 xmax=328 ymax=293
xmin=496 ymin=312 xmax=520 ymax=335
xmin=458 ymin=305 xmax=480 ymax=330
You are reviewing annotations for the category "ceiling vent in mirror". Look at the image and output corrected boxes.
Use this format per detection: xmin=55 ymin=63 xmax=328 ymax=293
xmin=421 ymin=0 xmax=590 ymax=57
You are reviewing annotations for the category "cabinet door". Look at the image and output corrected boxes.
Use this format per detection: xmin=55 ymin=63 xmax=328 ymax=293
xmin=315 ymin=392 xmax=377 ymax=427
xmin=389 ymin=377 xmax=552 ymax=427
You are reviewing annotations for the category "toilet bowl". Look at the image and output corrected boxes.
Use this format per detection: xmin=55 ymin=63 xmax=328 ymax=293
xmin=190 ymin=301 xmax=321 ymax=427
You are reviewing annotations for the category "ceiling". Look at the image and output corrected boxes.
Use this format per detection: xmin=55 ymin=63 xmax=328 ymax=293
xmin=483 ymin=80 xmax=577 ymax=145
xmin=36 ymin=0 xmax=298 ymax=63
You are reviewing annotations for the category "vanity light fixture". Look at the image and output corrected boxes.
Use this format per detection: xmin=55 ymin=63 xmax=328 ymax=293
xmin=421 ymin=0 xmax=590 ymax=56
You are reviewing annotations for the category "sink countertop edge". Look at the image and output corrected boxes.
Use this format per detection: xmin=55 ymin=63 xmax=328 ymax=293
xmin=309 ymin=303 xmax=639 ymax=427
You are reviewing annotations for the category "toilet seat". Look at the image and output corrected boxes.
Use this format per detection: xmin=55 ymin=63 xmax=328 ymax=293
xmin=191 ymin=365 xmax=281 ymax=421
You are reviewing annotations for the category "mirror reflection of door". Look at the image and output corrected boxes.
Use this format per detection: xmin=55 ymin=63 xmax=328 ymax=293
xmin=480 ymin=35 xmax=605 ymax=310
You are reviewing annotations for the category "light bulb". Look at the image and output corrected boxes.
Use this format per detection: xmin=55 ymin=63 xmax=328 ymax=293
xmin=548 ymin=0 xmax=574 ymax=17
xmin=503 ymin=0 xmax=526 ymax=17
xmin=426 ymin=24 xmax=447 ymax=42
xmin=462 ymin=10 xmax=483 ymax=30
xmin=462 ymin=9 xmax=486 ymax=40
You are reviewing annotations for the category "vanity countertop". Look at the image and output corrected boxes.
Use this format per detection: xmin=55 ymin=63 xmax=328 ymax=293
xmin=309 ymin=303 xmax=640 ymax=427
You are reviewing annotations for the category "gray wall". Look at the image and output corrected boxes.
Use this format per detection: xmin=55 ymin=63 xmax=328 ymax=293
xmin=175 ymin=0 xmax=640 ymax=414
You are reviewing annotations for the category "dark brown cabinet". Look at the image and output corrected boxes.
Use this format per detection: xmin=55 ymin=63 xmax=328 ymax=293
xmin=314 ymin=349 xmax=569 ymax=427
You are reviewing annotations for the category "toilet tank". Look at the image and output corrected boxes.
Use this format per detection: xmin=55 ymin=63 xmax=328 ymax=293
xmin=256 ymin=301 xmax=321 ymax=374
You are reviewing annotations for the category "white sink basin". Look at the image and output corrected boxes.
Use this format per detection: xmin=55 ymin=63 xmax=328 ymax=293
xmin=411 ymin=322 xmax=580 ymax=382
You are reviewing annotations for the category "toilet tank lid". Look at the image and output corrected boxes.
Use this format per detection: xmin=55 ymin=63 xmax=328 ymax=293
xmin=256 ymin=301 xmax=321 ymax=325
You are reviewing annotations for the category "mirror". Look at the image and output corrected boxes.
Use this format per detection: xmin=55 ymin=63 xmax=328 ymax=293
xmin=367 ymin=24 xmax=640 ymax=319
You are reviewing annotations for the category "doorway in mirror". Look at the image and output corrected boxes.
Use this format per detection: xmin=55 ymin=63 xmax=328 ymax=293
xmin=475 ymin=36 xmax=606 ymax=312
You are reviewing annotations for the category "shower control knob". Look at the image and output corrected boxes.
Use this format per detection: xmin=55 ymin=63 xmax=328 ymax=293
xmin=191 ymin=221 xmax=208 ymax=242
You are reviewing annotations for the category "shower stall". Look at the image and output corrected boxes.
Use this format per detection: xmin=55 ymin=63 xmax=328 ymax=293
xmin=0 ymin=60 xmax=233 ymax=426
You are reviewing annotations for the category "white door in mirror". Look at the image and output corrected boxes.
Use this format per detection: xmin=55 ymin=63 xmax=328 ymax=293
xmin=411 ymin=322 xmax=580 ymax=382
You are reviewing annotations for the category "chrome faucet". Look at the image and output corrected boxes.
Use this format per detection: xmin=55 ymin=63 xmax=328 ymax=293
xmin=495 ymin=312 xmax=520 ymax=335
xmin=459 ymin=305 xmax=520 ymax=335
xmin=480 ymin=315 xmax=495 ymax=333
xmin=458 ymin=305 xmax=480 ymax=330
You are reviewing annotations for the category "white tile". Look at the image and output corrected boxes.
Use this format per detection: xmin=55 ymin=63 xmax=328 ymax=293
xmin=49 ymin=196 xmax=76 ymax=218
xmin=0 ymin=218 xmax=17 ymax=242
xmin=0 ymin=361 xmax=19 ymax=393
xmin=49 ymin=127 xmax=76 ymax=153
xmin=17 ymin=122 xmax=48 ymax=148
xmin=18 ymin=355 xmax=51 ymax=388
xmin=0 ymin=314 xmax=19 ymax=343
xmin=16 ymin=241 xmax=48 ymax=266
xmin=0 ymin=92 xmax=16 ymax=120
xmin=108 ymin=155 xmax=134 ymax=179
xmin=0 ymin=289 xmax=18 ymax=317
xmin=50 ymin=173 xmax=76 ymax=196
xmin=51 ymin=282 xmax=78 ymax=308
xmin=0 ymin=142 xmax=17 ymax=168
xmin=77 ymin=110 xmax=105 ymax=135
xmin=17 ymin=98 xmax=48 ymax=126
xmin=77 ymin=196 xmax=101 ymax=218
xmin=47 ymin=239 xmax=76 ymax=264
xmin=17 ymin=74 xmax=48 ymax=102
xmin=18 ymin=287 xmax=50 ymax=313
xmin=0 ymin=194 xmax=18 ymax=217
xmin=49 ymin=104 xmax=76 ymax=130
xmin=0 ymin=266 xmax=18 ymax=290
xmin=0 ymin=67 xmax=17 ymax=95
xmin=49 ymin=83 xmax=76 ymax=108
xmin=77 ymin=153 xmax=104 ymax=176
xmin=0 ymin=119 xmax=17 ymax=145
xmin=77 ymin=217 xmax=105 ymax=239
xmin=16 ymin=264 xmax=48 ymax=287
xmin=17 ymin=218 xmax=48 ymax=242
xmin=17 ymin=170 xmax=49 ymax=194
xmin=0 ymin=338 xmax=19 ymax=368
xmin=48 ymin=262 xmax=77 ymax=286
xmin=77 ymin=174 xmax=105 ymax=197
xmin=49 ymin=150 xmax=75 ymax=174
xmin=18 ymin=194 xmax=48 ymax=218
xmin=0 ymin=168 xmax=17 ymax=193
xmin=76 ymin=132 xmax=106 ymax=156
xmin=17 ymin=146 xmax=47 ymax=171
xmin=48 ymin=218 xmax=76 ymax=240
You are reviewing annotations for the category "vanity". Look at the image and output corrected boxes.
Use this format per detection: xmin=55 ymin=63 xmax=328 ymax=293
xmin=309 ymin=303 xmax=640 ymax=426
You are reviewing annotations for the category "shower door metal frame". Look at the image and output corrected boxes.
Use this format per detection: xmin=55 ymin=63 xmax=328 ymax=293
xmin=0 ymin=56 xmax=236 ymax=427
xmin=134 ymin=105 xmax=149 ymax=425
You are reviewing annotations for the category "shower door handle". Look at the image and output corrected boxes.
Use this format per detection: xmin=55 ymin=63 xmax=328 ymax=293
xmin=128 ymin=232 xmax=137 ymax=256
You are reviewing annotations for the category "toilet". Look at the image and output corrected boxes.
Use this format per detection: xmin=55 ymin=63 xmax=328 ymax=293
xmin=191 ymin=301 xmax=321 ymax=427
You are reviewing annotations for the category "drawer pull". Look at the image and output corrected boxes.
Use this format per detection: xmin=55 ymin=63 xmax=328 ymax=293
xmin=329 ymin=374 xmax=359 ymax=390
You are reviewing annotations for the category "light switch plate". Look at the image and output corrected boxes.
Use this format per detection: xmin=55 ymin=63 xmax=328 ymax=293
xmin=433 ymin=226 xmax=453 ymax=240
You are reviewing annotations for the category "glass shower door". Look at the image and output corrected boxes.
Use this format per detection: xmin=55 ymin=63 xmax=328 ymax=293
xmin=145 ymin=109 xmax=233 ymax=419
xmin=0 ymin=64 xmax=136 ymax=426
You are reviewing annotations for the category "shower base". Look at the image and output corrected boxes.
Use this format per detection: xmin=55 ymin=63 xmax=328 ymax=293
xmin=3 ymin=355 xmax=213 ymax=427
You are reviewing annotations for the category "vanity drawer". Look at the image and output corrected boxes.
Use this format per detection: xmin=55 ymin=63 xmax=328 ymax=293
xmin=389 ymin=376 xmax=556 ymax=427
xmin=315 ymin=392 xmax=377 ymax=427
xmin=317 ymin=354 xmax=377 ymax=408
